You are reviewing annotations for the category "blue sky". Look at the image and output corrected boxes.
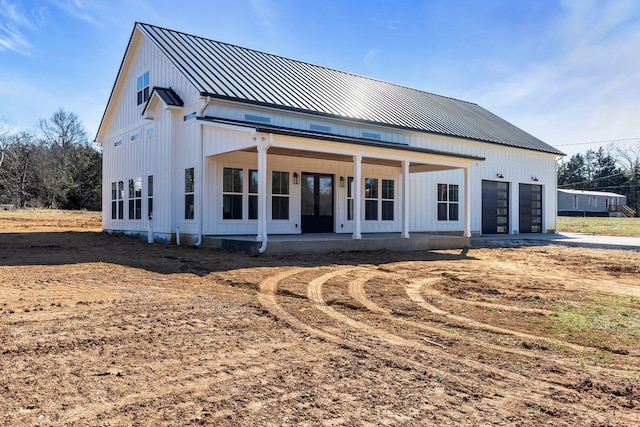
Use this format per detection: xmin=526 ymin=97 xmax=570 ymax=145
xmin=1 ymin=0 xmax=639 ymax=156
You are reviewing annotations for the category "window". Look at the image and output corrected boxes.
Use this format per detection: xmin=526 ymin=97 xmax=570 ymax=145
xmin=381 ymin=179 xmax=394 ymax=221
xmin=185 ymin=168 xmax=195 ymax=220
xmin=222 ymin=167 xmax=242 ymax=220
xmin=347 ymin=177 xmax=354 ymax=221
xmin=147 ymin=175 xmax=154 ymax=219
xmin=272 ymin=171 xmax=289 ymax=220
xmin=362 ymin=131 xmax=381 ymax=140
xmin=437 ymin=184 xmax=459 ymax=221
xmin=245 ymin=114 xmax=271 ymax=124
xmin=365 ymin=178 xmax=378 ymax=220
xmin=111 ymin=181 xmax=124 ymax=220
xmin=573 ymin=195 xmax=578 ymax=209
xmin=128 ymin=178 xmax=142 ymax=220
xmin=110 ymin=181 xmax=124 ymax=220
xmin=248 ymin=169 xmax=258 ymax=220
xmin=136 ymin=71 xmax=150 ymax=106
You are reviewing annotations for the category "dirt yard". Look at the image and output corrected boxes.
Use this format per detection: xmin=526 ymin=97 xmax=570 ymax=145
xmin=1 ymin=211 xmax=639 ymax=426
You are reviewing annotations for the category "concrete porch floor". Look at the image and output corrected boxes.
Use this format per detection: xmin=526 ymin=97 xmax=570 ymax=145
xmin=204 ymin=233 xmax=469 ymax=255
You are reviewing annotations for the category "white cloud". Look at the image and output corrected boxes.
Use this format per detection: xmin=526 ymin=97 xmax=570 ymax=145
xmin=0 ymin=0 xmax=34 ymax=54
xmin=364 ymin=48 xmax=378 ymax=70
xmin=250 ymin=0 xmax=277 ymax=37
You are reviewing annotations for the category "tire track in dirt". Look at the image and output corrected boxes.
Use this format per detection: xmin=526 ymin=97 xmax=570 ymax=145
xmin=303 ymin=268 xmax=583 ymax=396
xmin=351 ymin=274 xmax=640 ymax=376
xmin=257 ymin=266 xmax=639 ymax=424
xmin=407 ymin=278 xmax=640 ymax=358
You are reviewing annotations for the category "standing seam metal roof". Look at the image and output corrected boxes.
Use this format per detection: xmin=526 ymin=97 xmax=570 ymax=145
xmin=137 ymin=22 xmax=563 ymax=156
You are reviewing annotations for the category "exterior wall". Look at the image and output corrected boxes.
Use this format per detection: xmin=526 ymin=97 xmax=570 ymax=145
xmin=203 ymin=101 xmax=559 ymax=235
xmin=101 ymin=33 xmax=202 ymax=242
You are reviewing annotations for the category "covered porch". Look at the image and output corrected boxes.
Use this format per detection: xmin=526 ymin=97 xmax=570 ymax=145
xmin=199 ymin=118 xmax=484 ymax=253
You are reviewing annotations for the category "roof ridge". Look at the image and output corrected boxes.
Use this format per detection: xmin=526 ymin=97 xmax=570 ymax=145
xmin=135 ymin=22 xmax=478 ymax=107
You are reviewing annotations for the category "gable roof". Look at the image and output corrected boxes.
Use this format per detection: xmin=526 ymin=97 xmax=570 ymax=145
xmin=134 ymin=22 xmax=563 ymax=156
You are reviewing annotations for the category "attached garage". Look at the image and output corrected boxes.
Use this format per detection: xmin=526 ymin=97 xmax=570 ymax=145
xmin=519 ymin=184 xmax=543 ymax=233
xmin=482 ymin=180 xmax=510 ymax=234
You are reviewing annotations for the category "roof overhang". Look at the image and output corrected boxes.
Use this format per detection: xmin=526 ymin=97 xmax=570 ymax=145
xmin=199 ymin=117 xmax=484 ymax=171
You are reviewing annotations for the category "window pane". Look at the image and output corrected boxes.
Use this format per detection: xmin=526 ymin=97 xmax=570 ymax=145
xmin=382 ymin=179 xmax=394 ymax=200
xmin=118 ymin=200 xmax=124 ymax=219
xmin=347 ymin=177 xmax=353 ymax=198
xmin=319 ymin=176 xmax=332 ymax=215
xmin=365 ymin=200 xmax=378 ymax=220
xmin=222 ymin=194 xmax=242 ymax=220
xmin=382 ymin=200 xmax=394 ymax=220
xmin=438 ymin=184 xmax=448 ymax=202
xmin=347 ymin=199 xmax=354 ymax=221
xmin=111 ymin=201 xmax=117 ymax=220
xmin=272 ymin=171 xmax=289 ymax=195
xmin=249 ymin=195 xmax=258 ymax=220
xmin=365 ymin=178 xmax=378 ymax=199
xmin=301 ymin=175 xmax=314 ymax=215
xmin=449 ymin=185 xmax=459 ymax=202
xmin=449 ymin=203 xmax=459 ymax=221
xmin=185 ymin=194 xmax=195 ymax=219
xmin=118 ymin=181 xmax=124 ymax=199
xmin=148 ymin=176 xmax=153 ymax=197
xmin=272 ymin=196 xmax=289 ymax=220
xmin=129 ymin=200 xmax=135 ymax=219
xmin=185 ymin=168 xmax=195 ymax=193
xmin=438 ymin=203 xmax=448 ymax=221
xmin=249 ymin=170 xmax=258 ymax=194
xmin=111 ymin=182 xmax=117 ymax=200
xmin=148 ymin=198 xmax=153 ymax=217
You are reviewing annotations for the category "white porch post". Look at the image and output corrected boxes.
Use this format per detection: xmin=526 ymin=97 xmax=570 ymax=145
xmin=401 ymin=160 xmax=410 ymax=239
xmin=353 ymin=154 xmax=362 ymax=239
xmin=257 ymin=140 xmax=268 ymax=244
xmin=464 ymin=165 xmax=471 ymax=238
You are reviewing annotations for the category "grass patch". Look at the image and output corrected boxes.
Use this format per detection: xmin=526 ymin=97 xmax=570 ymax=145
xmin=557 ymin=216 xmax=640 ymax=237
xmin=545 ymin=295 xmax=640 ymax=353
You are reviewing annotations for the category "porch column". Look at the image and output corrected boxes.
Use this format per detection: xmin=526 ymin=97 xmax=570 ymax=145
xmin=464 ymin=165 xmax=471 ymax=238
xmin=257 ymin=140 xmax=268 ymax=243
xmin=353 ymin=154 xmax=362 ymax=239
xmin=401 ymin=160 xmax=410 ymax=238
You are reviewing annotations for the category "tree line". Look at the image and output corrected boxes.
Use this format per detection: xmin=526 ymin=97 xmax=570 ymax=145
xmin=0 ymin=109 xmax=102 ymax=211
xmin=558 ymin=145 xmax=640 ymax=216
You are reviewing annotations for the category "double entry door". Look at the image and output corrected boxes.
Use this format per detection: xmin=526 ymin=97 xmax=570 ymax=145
xmin=301 ymin=173 xmax=334 ymax=233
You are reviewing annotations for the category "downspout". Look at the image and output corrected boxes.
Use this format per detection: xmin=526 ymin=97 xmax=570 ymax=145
xmin=195 ymin=118 xmax=204 ymax=247
xmin=257 ymin=133 xmax=273 ymax=254
xmin=194 ymin=96 xmax=209 ymax=247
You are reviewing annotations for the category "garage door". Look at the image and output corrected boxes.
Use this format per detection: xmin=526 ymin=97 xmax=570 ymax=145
xmin=519 ymin=184 xmax=542 ymax=233
xmin=482 ymin=180 xmax=509 ymax=234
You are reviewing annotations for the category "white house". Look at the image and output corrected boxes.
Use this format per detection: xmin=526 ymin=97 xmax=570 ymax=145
xmin=96 ymin=23 xmax=564 ymax=253
xmin=558 ymin=189 xmax=632 ymax=217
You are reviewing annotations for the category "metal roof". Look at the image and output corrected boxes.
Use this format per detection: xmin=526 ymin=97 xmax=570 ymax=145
xmin=137 ymin=22 xmax=564 ymax=156
xmin=153 ymin=87 xmax=183 ymax=107
xmin=558 ymin=189 xmax=626 ymax=198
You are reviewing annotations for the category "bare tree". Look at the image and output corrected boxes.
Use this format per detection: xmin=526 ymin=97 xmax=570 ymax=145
xmin=37 ymin=109 xmax=91 ymax=208
xmin=611 ymin=142 xmax=640 ymax=216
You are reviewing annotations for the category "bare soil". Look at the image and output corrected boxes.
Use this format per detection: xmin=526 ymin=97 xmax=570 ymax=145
xmin=1 ymin=211 xmax=639 ymax=426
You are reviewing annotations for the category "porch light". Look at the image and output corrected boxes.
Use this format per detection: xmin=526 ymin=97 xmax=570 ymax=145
xmin=293 ymin=172 xmax=299 ymax=184
xmin=496 ymin=173 xmax=504 ymax=179
xmin=339 ymin=176 xmax=345 ymax=187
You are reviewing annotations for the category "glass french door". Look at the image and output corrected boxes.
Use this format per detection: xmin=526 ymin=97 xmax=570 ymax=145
xmin=301 ymin=173 xmax=334 ymax=233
